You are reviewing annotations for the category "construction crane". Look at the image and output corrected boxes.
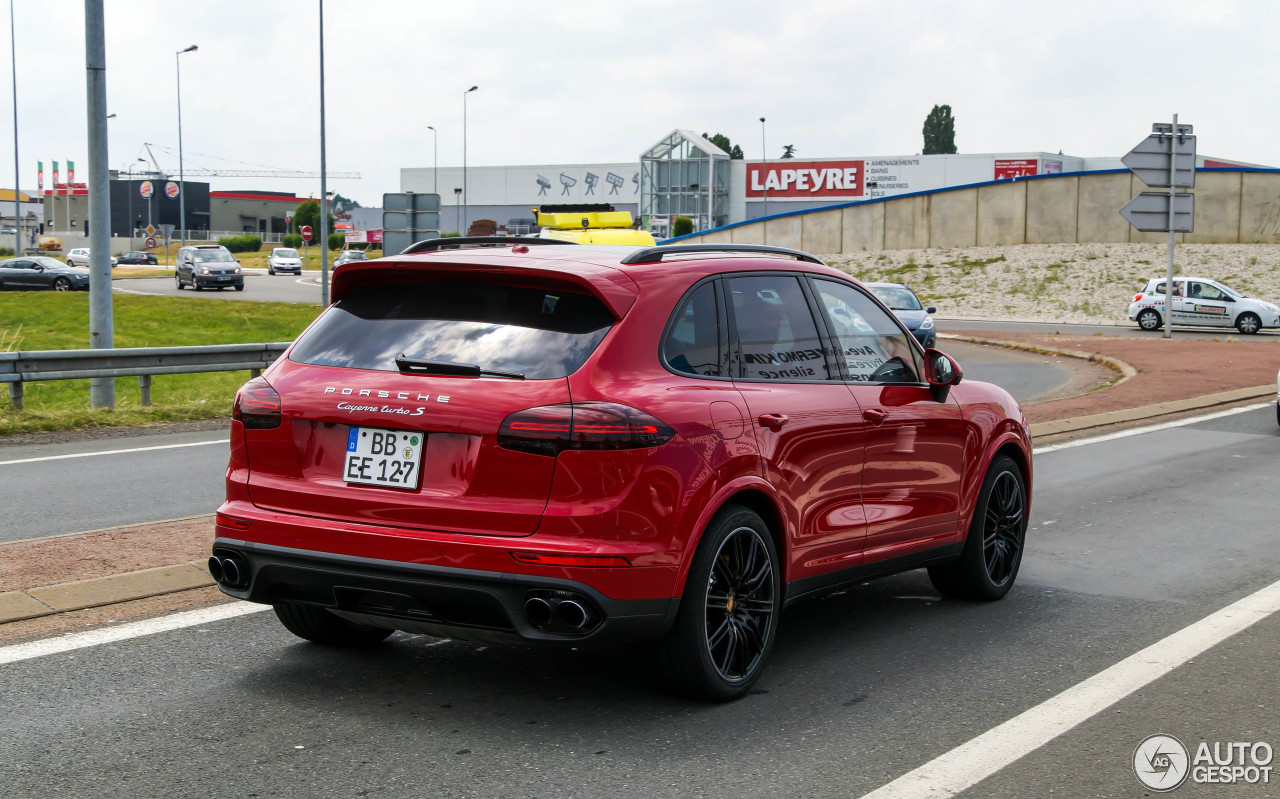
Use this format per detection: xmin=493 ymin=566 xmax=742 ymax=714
xmin=141 ymin=143 xmax=360 ymax=179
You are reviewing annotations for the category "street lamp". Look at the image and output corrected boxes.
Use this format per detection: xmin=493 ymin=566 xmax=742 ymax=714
xmin=124 ymin=157 xmax=144 ymax=249
xmin=759 ymin=116 xmax=767 ymax=221
xmin=9 ymin=0 xmax=20 ymax=255
xmin=453 ymin=187 xmax=461 ymax=234
xmin=175 ymin=44 xmax=197 ymax=249
xmin=462 ymin=85 xmax=477 ymax=235
xmin=426 ymin=125 xmax=437 ymax=195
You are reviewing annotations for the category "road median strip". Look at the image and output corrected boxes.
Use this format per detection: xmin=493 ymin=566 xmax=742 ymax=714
xmin=0 ymin=561 xmax=214 ymax=623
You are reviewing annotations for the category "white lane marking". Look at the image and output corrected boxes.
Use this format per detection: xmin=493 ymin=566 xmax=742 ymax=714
xmin=0 ymin=602 xmax=270 ymax=667
xmin=859 ymin=576 xmax=1280 ymax=799
xmin=0 ymin=438 xmax=229 ymax=466
xmin=1032 ymin=402 xmax=1271 ymax=455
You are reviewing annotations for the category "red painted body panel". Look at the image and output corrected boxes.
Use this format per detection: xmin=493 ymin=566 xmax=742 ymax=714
xmin=219 ymin=245 xmax=1032 ymax=614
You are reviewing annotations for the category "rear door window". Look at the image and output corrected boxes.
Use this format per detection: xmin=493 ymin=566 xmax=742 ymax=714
xmin=289 ymin=281 xmax=614 ymax=379
xmin=727 ymin=275 xmax=832 ymax=381
xmin=663 ymin=282 xmax=724 ymax=377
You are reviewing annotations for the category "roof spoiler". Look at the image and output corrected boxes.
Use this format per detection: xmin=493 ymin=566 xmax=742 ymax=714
xmin=400 ymin=236 xmax=578 ymax=255
xmin=620 ymin=243 xmax=824 ymax=265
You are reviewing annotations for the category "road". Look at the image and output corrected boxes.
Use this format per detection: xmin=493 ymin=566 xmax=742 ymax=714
xmin=942 ymin=317 xmax=1280 ymax=341
xmin=2 ymin=405 xmax=1276 ymax=798
xmin=0 ymin=343 xmax=1073 ymax=542
xmin=113 ymin=272 xmax=325 ymax=305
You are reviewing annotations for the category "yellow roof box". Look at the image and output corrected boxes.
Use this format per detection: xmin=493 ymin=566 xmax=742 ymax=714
xmin=544 ymin=228 xmax=657 ymax=246
xmin=536 ymin=210 xmax=636 ymax=230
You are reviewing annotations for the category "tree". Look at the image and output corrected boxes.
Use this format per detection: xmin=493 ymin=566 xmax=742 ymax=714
xmin=291 ymin=199 xmax=336 ymax=236
xmin=330 ymin=192 xmax=361 ymax=210
xmin=701 ymin=132 xmax=745 ymax=159
xmin=922 ymin=104 xmax=957 ymax=155
xmin=781 ymin=145 xmax=796 ymax=159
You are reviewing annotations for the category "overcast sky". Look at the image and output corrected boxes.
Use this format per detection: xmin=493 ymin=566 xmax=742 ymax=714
xmin=10 ymin=0 xmax=1277 ymax=205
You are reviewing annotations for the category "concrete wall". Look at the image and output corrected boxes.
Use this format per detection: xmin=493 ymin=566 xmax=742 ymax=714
xmin=670 ymin=169 xmax=1280 ymax=252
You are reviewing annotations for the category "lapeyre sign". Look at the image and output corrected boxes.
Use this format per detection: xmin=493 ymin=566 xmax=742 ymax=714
xmin=747 ymin=160 xmax=865 ymax=198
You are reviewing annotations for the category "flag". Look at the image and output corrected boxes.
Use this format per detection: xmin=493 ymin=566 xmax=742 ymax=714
xmin=53 ymin=161 xmax=59 ymax=192
xmin=68 ymin=160 xmax=75 ymax=186
xmin=37 ymin=161 xmax=43 ymax=194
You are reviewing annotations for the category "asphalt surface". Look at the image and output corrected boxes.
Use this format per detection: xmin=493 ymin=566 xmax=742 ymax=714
xmin=942 ymin=317 xmax=1280 ymax=341
xmin=0 ymin=344 xmax=1071 ymax=542
xmin=114 ymin=272 xmax=326 ymax=305
xmin=2 ymin=406 xmax=1276 ymax=798
xmin=0 ymin=429 xmax=228 ymax=543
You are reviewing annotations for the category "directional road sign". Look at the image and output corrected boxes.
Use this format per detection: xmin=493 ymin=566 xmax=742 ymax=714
xmin=1120 ymin=191 xmax=1195 ymax=233
xmin=1122 ymin=128 xmax=1196 ymax=189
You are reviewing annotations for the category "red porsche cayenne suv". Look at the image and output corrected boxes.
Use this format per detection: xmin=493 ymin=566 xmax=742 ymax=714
xmin=212 ymin=239 xmax=1032 ymax=700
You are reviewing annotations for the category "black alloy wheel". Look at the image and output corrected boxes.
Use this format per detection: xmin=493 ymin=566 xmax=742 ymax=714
xmin=929 ymin=454 xmax=1027 ymax=600
xmin=982 ymin=471 xmax=1025 ymax=586
xmin=704 ymin=526 xmax=776 ymax=683
xmin=657 ymin=505 xmax=781 ymax=701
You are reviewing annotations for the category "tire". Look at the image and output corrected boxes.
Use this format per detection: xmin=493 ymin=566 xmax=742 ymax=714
xmin=273 ymin=601 xmax=393 ymax=647
xmin=174 ymin=272 xmax=183 ymax=290
xmin=929 ymin=454 xmax=1027 ymax=601
xmin=268 ymin=266 xmax=275 ymax=275
xmin=53 ymin=277 xmax=71 ymax=292
xmin=1236 ymin=313 xmax=1261 ymax=335
xmin=193 ymin=281 xmax=202 ymax=291
xmin=1137 ymin=308 xmax=1162 ymax=331
xmin=234 ymin=284 xmax=245 ymax=292
xmin=656 ymin=505 xmax=781 ymax=701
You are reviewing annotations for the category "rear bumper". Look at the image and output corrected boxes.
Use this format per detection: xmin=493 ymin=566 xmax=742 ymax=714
xmin=213 ymin=537 xmax=677 ymax=645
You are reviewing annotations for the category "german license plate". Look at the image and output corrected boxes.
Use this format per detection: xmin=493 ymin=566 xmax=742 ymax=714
xmin=218 ymin=276 xmax=230 ymax=281
xmin=344 ymin=426 xmax=423 ymax=489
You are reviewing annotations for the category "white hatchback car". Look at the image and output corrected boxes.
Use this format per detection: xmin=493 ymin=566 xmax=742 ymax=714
xmin=267 ymin=247 xmax=302 ymax=275
xmin=65 ymin=248 xmax=118 ymax=268
xmin=1128 ymin=277 xmax=1280 ymax=335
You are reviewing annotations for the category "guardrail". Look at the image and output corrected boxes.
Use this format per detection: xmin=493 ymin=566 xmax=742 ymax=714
xmin=0 ymin=342 xmax=291 ymax=410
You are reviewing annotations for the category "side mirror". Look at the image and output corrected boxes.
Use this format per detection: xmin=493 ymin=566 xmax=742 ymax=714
xmin=924 ymin=348 xmax=962 ymax=402
xmin=926 ymin=306 xmax=937 ymax=314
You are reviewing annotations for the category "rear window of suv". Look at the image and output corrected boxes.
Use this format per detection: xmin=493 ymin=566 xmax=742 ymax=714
xmin=289 ymin=281 xmax=615 ymax=379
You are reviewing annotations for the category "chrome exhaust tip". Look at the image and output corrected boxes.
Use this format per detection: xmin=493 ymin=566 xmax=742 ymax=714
xmin=555 ymin=599 xmax=589 ymax=630
xmin=524 ymin=596 xmax=553 ymax=628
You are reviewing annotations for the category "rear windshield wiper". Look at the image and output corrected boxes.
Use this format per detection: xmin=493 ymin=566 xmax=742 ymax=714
xmin=394 ymin=354 xmax=525 ymax=380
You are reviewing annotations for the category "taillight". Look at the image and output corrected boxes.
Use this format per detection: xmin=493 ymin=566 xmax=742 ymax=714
xmin=232 ymin=376 xmax=282 ymax=429
xmin=498 ymin=402 xmax=674 ymax=456
xmin=1134 ymin=293 xmax=1144 ymax=302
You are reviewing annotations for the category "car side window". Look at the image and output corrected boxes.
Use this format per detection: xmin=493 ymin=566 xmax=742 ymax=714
xmin=812 ymin=279 xmax=923 ymax=384
xmin=1192 ymin=282 xmax=1225 ymax=301
xmin=663 ymin=282 xmax=723 ymax=378
xmin=728 ymin=275 xmax=831 ymax=381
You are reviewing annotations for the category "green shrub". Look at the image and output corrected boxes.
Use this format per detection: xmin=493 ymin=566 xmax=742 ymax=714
xmin=327 ymin=232 xmax=345 ymax=251
xmin=672 ymin=216 xmax=694 ymax=237
xmin=217 ymin=234 xmax=263 ymax=253
xmin=281 ymin=233 xmax=302 ymax=248
xmin=442 ymin=232 xmax=461 ymax=238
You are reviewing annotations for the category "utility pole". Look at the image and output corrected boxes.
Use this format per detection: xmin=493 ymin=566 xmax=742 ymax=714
xmin=84 ymin=0 xmax=113 ymax=408
xmin=9 ymin=0 xmax=20 ymax=255
xmin=318 ymin=0 xmax=329 ymax=306
xmin=759 ymin=116 xmax=768 ymax=220
xmin=462 ymin=85 xmax=477 ymax=235
xmin=176 ymin=44 xmax=196 ymax=248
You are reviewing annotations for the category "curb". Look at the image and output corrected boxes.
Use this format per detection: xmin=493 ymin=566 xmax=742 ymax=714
xmin=938 ymin=333 xmax=1139 ymax=386
xmin=1028 ymin=384 xmax=1274 ymax=438
xmin=0 ymin=560 xmax=214 ymax=623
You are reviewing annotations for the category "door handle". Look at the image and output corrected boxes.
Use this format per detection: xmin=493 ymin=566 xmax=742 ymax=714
xmin=863 ymin=408 xmax=888 ymax=426
xmin=757 ymin=413 xmax=790 ymax=431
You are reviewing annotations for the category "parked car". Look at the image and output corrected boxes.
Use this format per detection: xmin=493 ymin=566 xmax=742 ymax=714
xmin=174 ymin=244 xmax=243 ymax=291
xmin=0 ymin=255 xmax=91 ymax=291
xmin=65 ymin=248 xmax=118 ymax=268
xmin=210 ymin=241 xmax=1032 ymax=700
xmin=267 ymin=247 xmax=303 ymax=275
xmin=1129 ymin=277 xmax=1280 ymax=334
xmin=334 ymin=249 xmax=369 ymax=266
xmin=117 ymin=251 xmax=158 ymax=265
xmin=866 ymin=282 xmax=937 ymax=348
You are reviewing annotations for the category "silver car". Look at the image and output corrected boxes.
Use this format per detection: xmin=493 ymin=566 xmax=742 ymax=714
xmin=267 ymin=247 xmax=303 ymax=275
xmin=64 ymin=248 xmax=118 ymax=268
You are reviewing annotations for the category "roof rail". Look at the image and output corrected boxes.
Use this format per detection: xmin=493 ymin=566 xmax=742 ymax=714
xmin=400 ymin=236 xmax=578 ymax=255
xmin=619 ymin=243 xmax=824 ymax=266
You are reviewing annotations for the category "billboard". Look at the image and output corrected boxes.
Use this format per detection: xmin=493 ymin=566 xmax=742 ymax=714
xmin=404 ymin=164 xmax=639 ymax=208
xmin=994 ymin=159 xmax=1038 ymax=179
xmin=747 ymin=160 xmax=865 ymax=198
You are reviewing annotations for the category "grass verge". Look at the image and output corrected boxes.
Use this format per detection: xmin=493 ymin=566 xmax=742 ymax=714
xmin=1 ymin=292 xmax=321 ymax=436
